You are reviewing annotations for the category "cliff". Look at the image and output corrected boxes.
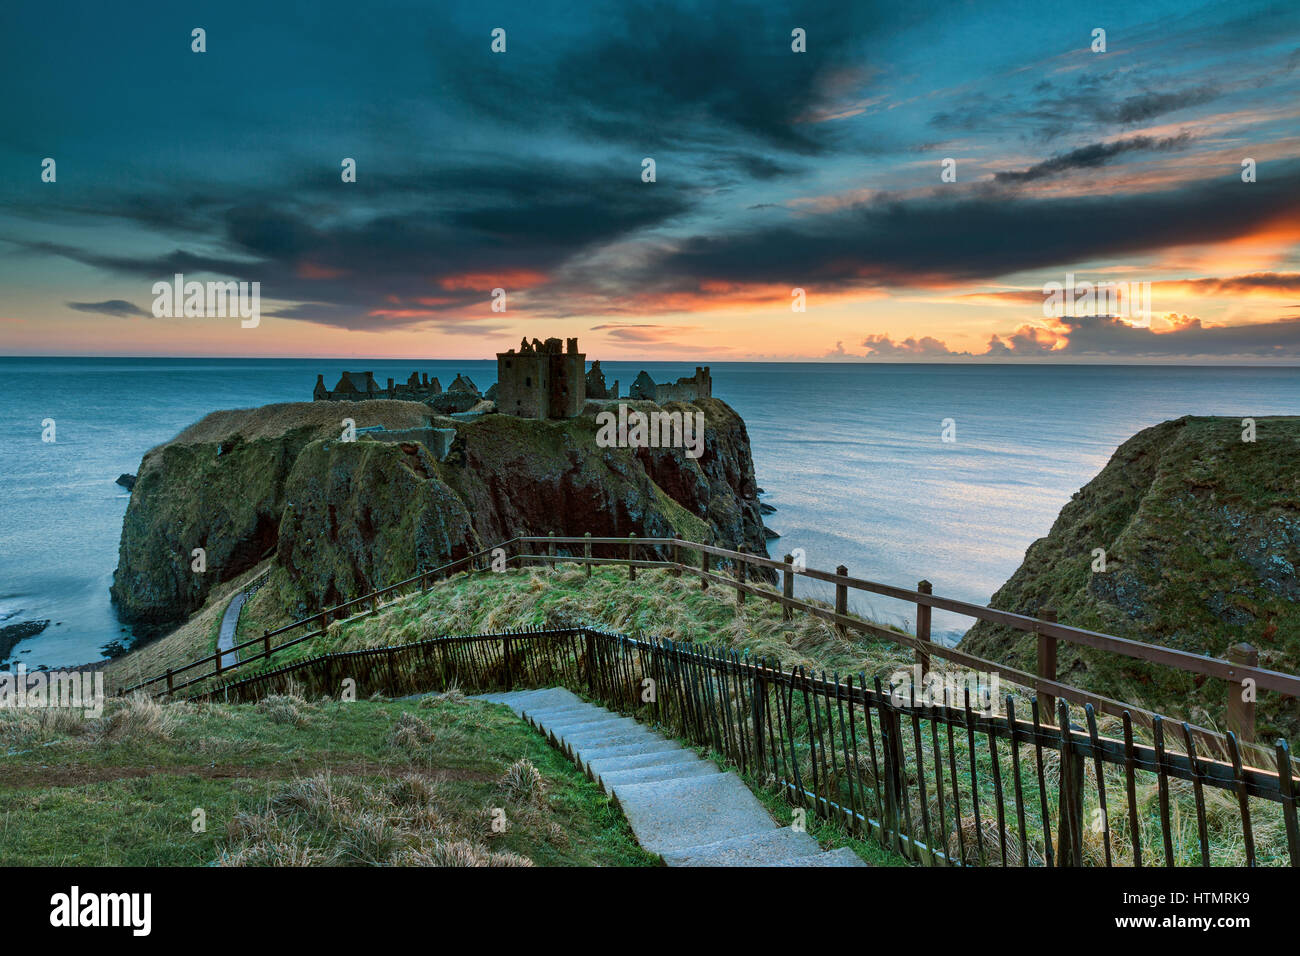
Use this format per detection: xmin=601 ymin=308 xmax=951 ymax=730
xmin=112 ymin=397 xmax=768 ymax=627
xmin=961 ymin=416 xmax=1300 ymax=740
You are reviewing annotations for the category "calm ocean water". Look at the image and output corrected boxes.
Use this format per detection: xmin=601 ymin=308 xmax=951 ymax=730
xmin=1 ymin=359 xmax=1296 ymax=666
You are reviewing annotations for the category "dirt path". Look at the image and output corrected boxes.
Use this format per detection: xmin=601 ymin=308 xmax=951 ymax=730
xmin=0 ymin=761 xmax=496 ymax=790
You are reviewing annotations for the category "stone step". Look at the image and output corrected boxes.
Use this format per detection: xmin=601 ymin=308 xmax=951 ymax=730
xmin=610 ymin=772 xmax=778 ymax=856
xmin=757 ymin=846 xmax=867 ymax=867
xmin=475 ymin=687 xmax=868 ymax=867
xmin=599 ymin=761 xmax=724 ymax=796
xmin=662 ymin=826 xmax=824 ymax=867
xmin=560 ymin=726 xmax=660 ymax=753
xmin=495 ymin=688 xmax=584 ymax=713
xmin=573 ymin=738 xmax=682 ymax=765
xmin=524 ymin=704 xmax=606 ymax=723
xmin=539 ymin=716 xmax=641 ymax=739
xmin=587 ymin=748 xmax=703 ymax=779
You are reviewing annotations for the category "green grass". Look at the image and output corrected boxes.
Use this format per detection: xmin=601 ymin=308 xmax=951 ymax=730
xmin=0 ymin=692 xmax=656 ymax=867
xmin=110 ymin=559 xmax=1296 ymax=868
xmin=256 ymin=563 xmax=915 ymax=680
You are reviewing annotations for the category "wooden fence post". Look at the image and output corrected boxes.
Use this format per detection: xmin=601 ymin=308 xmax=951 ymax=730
xmin=584 ymin=532 xmax=592 ymax=577
xmin=1037 ymin=608 xmax=1058 ymax=719
xmin=1227 ymin=642 xmax=1258 ymax=743
xmin=166 ymin=669 xmax=174 ymax=694
xmin=916 ymin=580 xmax=932 ymax=677
xmin=835 ymin=565 xmax=848 ymax=636
xmin=1056 ymin=699 xmax=1085 ymax=867
xmin=735 ymin=547 xmax=746 ymax=606
xmin=503 ymin=635 xmax=513 ymax=692
xmin=548 ymin=531 xmax=556 ymax=564
xmin=670 ymin=539 xmax=679 ymax=576
xmin=628 ymin=533 xmax=637 ymax=581
xmin=263 ymin=629 xmax=271 ymax=660
xmin=701 ymin=551 xmax=710 ymax=591
xmin=782 ymin=554 xmax=794 ymax=621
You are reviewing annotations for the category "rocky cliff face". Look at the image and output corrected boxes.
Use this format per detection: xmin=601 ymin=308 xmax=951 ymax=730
xmin=961 ymin=416 xmax=1300 ymax=740
xmin=113 ymin=397 xmax=768 ymax=626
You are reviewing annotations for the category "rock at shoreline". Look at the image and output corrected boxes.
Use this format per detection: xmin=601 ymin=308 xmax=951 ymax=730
xmin=0 ymin=620 xmax=50 ymax=660
xmin=763 ymin=527 xmax=781 ymax=539
xmin=116 ymin=474 xmax=136 ymax=491
xmin=759 ymin=502 xmax=777 ymax=515
xmin=961 ymin=415 xmax=1300 ymax=741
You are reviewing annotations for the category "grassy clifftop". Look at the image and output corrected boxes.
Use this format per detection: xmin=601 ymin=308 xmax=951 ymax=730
xmin=0 ymin=690 xmax=653 ymax=866
xmin=962 ymin=415 xmax=1300 ymax=741
xmin=111 ymin=397 xmax=766 ymax=634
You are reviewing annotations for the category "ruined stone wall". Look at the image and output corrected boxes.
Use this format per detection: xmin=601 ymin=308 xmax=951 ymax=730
xmin=653 ymin=367 xmax=712 ymax=403
xmin=496 ymin=351 xmax=550 ymax=419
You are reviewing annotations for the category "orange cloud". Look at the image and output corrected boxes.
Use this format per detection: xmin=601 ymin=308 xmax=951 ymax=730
xmin=439 ymin=270 xmax=549 ymax=291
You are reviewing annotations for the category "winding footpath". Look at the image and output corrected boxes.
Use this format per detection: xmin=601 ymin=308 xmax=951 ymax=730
xmin=477 ymin=687 xmax=865 ymax=867
xmin=216 ymin=592 xmax=248 ymax=670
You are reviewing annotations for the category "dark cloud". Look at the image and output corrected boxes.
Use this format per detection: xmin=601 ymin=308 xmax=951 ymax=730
xmin=1049 ymin=314 xmax=1300 ymax=357
xmin=993 ymin=134 xmax=1192 ymax=183
xmin=1112 ymin=86 xmax=1219 ymax=124
xmin=9 ymin=159 xmax=698 ymax=331
xmin=430 ymin=0 xmax=907 ymax=156
xmin=65 ymin=299 xmax=150 ymax=318
xmin=933 ymin=74 xmax=1219 ymax=143
xmin=639 ymin=164 xmax=1300 ymax=291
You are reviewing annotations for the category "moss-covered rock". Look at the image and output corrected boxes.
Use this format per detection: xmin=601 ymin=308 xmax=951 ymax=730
xmin=277 ymin=439 xmax=476 ymax=612
xmin=113 ymin=397 xmax=767 ymax=626
xmin=111 ymin=401 xmax=449 ymax=625
xmin=961 ymin=416 xmax=1300 ymax=740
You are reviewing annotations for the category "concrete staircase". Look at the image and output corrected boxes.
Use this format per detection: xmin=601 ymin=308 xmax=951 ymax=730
xmin=476 ymin=687 xmax=865 ymax=867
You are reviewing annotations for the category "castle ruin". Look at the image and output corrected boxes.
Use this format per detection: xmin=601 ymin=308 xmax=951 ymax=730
xmin=628 ymin=366 xmax=712 ymax=403
xmin=495 ymin=337 xmax=586 ymax=419
xmin=314 ymin=370 xmax=443 ymax=402
xmin=311 ymin=337 xmax=713 ymax=421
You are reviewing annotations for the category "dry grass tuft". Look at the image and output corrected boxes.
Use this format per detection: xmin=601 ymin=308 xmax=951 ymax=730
xmin=96 ymin=694 xmax=185 ymax=742
xmin=500 ymin=758 xmax=546 ymax=806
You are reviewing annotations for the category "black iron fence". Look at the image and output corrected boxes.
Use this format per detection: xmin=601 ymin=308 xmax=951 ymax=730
xmin=192 ymin=626 xmax=1300 ymax=867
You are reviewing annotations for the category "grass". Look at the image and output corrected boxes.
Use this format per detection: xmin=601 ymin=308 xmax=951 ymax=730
xmin=301 ymin=564 xmax=1296 ymax=868
xmin=103 ymin=560 xmax=274 ymax=693
xmin=261 ymin=563 xmax=916 ymax=681
xmin=0 ymin=690 xmax=655 ymax=867
xmin=104 ymin=559 xmax=1298 ymax=868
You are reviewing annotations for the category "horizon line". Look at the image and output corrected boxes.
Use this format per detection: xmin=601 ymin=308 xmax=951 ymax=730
xmin=3 ymin=354 xmax=1300 ymax=369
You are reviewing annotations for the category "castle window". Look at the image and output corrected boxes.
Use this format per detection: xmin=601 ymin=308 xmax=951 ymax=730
xmin=525 ymin=376 xmax=531 ymax=387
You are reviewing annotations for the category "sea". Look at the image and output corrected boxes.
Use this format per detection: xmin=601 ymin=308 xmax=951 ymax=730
xmin=1 ymin=358 xmax=1296 ymax=667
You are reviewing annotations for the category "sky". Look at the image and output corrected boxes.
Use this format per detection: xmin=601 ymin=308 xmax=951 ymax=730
xmin=1 ymin=0 xmax=1299 ymax=362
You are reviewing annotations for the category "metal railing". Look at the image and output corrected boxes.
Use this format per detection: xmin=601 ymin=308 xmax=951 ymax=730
xmin=189 ymin=625 xmax=1300 ymax=867
xmin=121 ymin=534 xmax=1300 ymax=755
